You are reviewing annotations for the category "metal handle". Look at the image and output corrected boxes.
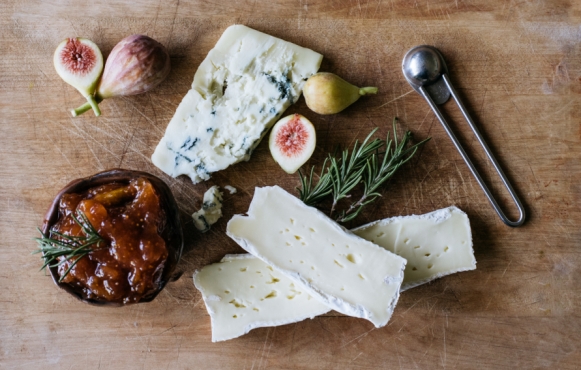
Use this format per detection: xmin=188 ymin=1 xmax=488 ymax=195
xmin=419 ymin=75 xmax=525 ymax=227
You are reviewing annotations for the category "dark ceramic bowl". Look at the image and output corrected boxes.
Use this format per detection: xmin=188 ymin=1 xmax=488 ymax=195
xmin=41 ymin=169 xmax=183 ymax=306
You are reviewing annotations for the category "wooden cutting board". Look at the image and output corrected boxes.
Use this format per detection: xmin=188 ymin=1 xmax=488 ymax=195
xmin=1 ymin=1 xmax=580 ymax=368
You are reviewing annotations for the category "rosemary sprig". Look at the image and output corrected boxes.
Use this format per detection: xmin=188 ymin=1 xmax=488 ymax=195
xmin=33 ymin=210 xmax=104 ymax=282
xmin=297 ymin=118 xmax=430 ymax=223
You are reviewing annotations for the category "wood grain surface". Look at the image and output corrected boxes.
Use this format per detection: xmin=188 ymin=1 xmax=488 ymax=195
xmin=1 ymin=1 xmax=580 ymax=369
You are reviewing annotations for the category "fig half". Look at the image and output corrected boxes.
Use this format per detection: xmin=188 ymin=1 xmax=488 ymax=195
xmin=269 ymin=114 xmax=316 ymax=174
xmin=54 ymin=37 xmax=104 ymax=116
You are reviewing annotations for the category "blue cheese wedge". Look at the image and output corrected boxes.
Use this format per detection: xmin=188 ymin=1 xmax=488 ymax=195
xmin=353 ymin=206 xmax=476 ymax=291
xmin=151 ymin=25 xmax=323 ymax=183
xmin=226 ymin=186 xmax=406 ymax=328
xmin=192 ymin=186 xmax=223 ymax=232
xmin=193 ymin=254 xmax=329 ymax=342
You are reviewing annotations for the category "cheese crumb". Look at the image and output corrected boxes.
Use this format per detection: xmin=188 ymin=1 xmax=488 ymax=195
xmin=192 ymin=186 xmax=223 ymax=232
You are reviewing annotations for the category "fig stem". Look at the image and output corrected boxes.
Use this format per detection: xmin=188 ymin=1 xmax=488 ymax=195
xmin=359 ymin=87 xmax=378 ymax=96
xmin=71 ymin=95 xmax=103 ymax=117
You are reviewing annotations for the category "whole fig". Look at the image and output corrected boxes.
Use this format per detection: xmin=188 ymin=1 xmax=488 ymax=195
xmin=303 ymin=72 xmax=378 ymax=115
xmin=72 ymin=35 xmax=171 ymax=117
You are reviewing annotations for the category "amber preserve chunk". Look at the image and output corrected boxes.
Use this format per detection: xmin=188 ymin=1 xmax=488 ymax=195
xmin=37 ymin=170 xmax=183 ymax=305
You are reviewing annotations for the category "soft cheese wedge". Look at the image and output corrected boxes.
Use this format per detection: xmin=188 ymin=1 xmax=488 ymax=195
xmin=152 ymin=25 xmax=323 ymax=183
xmin=226 ymin=186 xmax=406 ymax=328
xmin=193 ymin=254 xmax=329 ymax=342
xmin=353 ymin=206 xmax=476 ymax=291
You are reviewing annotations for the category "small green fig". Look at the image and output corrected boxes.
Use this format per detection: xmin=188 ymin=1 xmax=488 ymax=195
xmin=72 ymin=35 xmax=171 ymax=117
xmin=54 ymin=38 xmax=104 ymax=116
xmin=303 ymin=72 xmax=378 ymax=115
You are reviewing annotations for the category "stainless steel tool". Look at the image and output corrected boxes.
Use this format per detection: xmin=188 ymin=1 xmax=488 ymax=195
xmin=402 ymin=45 xmax=525 ymax=227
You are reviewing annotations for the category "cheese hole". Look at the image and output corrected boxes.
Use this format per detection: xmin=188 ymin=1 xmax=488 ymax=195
xmin=250 ymin=285 xmax=255 ymax=288
xmin=462 ymin=241 xmax=466 ymax=244
xmin=404 ymin=238 xmax=410 ymax=244
xmin=287 ymin=295 xmax=295 ymax=300
xmin=229 ymin=299 xmax=246 ymax=308
xmin=346 ymin=254 xmax=357 ymax=264
xmin=411 ymin=267 xmax=417 ymax=271
xmin=444 ymin=246 xmax=450 ymax=252
xmin=266 ymin=266 xmax=273 ymax=271
xmin=253 ymin=308 xmax=259 ymax=312
xmin=414 ymin=246 xmax=421 ymax=249
xmin=358 ymin=273 xmax=365 ymax=280
xmin=294 ymin=235 xmax=302 ymax=240
xmin=267 ymin=276 xmax=280 ymax=284
xmin=428 ymin=264 xmax=433 ymax=269
xmin=334 ymin=260 xmax=344 ymax=268
xmin=240 ymin=267 xmax=247 ymax=272
xmin=233 ymin=315 xmax=238 ymax=318
xmin=285 ymin=228 xmax=289 ymax=232
xmin=341 ymin=287 xmax=345 ymax=291
xmin=301 ymin=242 xmax=306 ymax=246
xmin=309 ymin=228 xmax=316 ymax=233
xmin=290 ymin=218 xmax=295 ymax=224
xmin=311 ymin=266 xmax=315 ymax=270
xmin=300 ymin=260 xmax=304 ymax=264
xmin=218 ymin=268 xmax=222 ymax=271
xmin=224 ymin=290 xmax=230 ymax=294
xmin=263 ymin=291 xmax=277 ymax=300
xmin=345 ymin=245 xmax=350 ymax=249
xmin=285 ymin=242 xmax=291 ymax=246
xmin=376 ymin=232 xmax=385 ymax=238
xmin=424 ymin=253 xmax=431 ymax=257
xmin=331 ymin=243 xmax=335 ymax=247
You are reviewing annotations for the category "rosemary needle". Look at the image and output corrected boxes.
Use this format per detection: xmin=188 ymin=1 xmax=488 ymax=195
xmin=297 ymin=118 xmax=430 ymax=223
xmin=33 ymin=210 xmax=104 ymax=282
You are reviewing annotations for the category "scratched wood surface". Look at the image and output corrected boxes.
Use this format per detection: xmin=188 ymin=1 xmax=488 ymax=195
xmin=1 ymin=0 xmax=580 ymax=369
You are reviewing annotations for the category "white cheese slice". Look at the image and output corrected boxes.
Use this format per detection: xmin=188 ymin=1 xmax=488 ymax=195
xmin=352 ymin=206 xmax=476 ymax=291
xmin=152 ymin=25 xmax=323 ymax=183
xmin=192 ymin=186 xmax=223 ymax=232
xmin=193 ymin=254 xmax=329 ymax=342
xmin=226 ymin=186 xmax=406 ymax=328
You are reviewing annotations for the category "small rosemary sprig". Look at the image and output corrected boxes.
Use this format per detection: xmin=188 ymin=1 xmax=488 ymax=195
xmin=298 ymin=118 xmax=430 ymax=223
xmin=33 ymin=210 xmax=104 ymax=282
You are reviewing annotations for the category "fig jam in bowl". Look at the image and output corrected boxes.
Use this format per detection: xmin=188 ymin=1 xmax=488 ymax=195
xmin=39 ymin=169 xmax=183 ymax=306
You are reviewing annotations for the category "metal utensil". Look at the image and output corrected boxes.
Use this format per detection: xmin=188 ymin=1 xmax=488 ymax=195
xmin=402 ymin=45 xmax=525 ymax=227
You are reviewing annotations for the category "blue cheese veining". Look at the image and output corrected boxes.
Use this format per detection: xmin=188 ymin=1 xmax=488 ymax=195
xmin=192 ymin=186 xmax=223 ymax=232
xmin=151 ymin=25 xmax=323 ymax=183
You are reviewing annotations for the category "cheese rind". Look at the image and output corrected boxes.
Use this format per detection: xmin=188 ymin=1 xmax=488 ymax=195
xmin=226 ymin=186 xmax=406 ymax=328
xmin=352 ymin=206 xmax=476 ymax=291
xmin=193 ymin=254 xmax=329 ymax=342
xmin=151 ymin=25 xmax=323 ymax=183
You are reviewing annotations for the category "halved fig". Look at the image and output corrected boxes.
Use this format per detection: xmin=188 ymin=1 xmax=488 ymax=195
xmin=269 ymin=114 xmax=316 ymax=174
xmin=53 ymin=38 xmax=104 ymax=116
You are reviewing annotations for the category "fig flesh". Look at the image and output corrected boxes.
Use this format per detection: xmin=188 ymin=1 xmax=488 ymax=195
xmin=303 ymin=72 xmax=378 ymax=115
xmin=72 ymin=35 xmax=171 ymax=117
xmin=54 ymin=38 xmax=104 ymax=116
xmin=269 ymin=114 xmax=316 ymax=174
